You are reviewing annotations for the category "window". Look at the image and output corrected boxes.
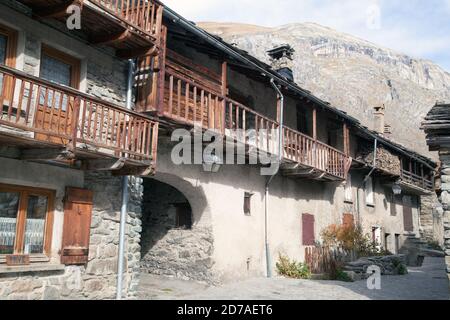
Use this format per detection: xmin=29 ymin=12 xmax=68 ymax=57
xmin=0 ymin=184 xmax=54 ymax=261
xmin=302 ymin=214 xmax=315 ymax=246
xmin=0 ymin=23 xmax=17 ymax=67
xmin=38 ymin=45 xmax=80 ymax=111
xmin=296 ymin=107 xmax=309 ymax=135
xmin=395 ymin=234 xmax=400 ymax=254
xmin=244 ymin=192 xmax=253 ymax=216
xmin=0 ymin=24 xmax=17 ymax=109
xmin=389 ymin=192 xmax=398 ymax=216
xmin=0 ymin=34 xmax=6 ymax=65
xmin=174 ymin=203 xmax=192 ymax=229
xmin=384 ymin=233 xmax=390 ymax=252
xmin=372 ymin=226 xmax=381 ymax=250
xmin=40 ymin=45 xmax=80 ymax=89
xmin=365 ymin=176 xmax=375 ymax=206
xmin=344 ymin=174 xmax=353 ymax=202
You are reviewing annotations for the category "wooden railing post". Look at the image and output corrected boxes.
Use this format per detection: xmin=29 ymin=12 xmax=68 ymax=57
xmin=71 ymin=96 xmax=81 ymax=153
xmin=156 ymin=25 xmax=167 ymax=116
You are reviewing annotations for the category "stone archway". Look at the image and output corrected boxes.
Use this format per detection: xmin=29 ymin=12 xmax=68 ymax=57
xmin=139 ymin=173 xmax=215 ymax=282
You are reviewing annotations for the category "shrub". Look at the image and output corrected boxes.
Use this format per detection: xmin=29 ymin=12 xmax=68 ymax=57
xmin=335 ymin=269 xmax=354 ymax=282
xmin=276 ymin=254 xmax=311 ymax=279
xmin=321 ymin=223 xmax=391 ymax=258
xmin=427 ymin=241 xmax=443 ymax=251
xmin=396 ymin=264 xmax=408 ymax=275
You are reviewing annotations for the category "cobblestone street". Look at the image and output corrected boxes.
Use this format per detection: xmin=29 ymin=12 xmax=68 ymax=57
xmin=138 ymin=257 xmax=449 ymax=300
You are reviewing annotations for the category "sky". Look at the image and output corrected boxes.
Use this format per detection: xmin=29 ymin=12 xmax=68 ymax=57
xmin=162 ymin=0 xmax=450 ymax=73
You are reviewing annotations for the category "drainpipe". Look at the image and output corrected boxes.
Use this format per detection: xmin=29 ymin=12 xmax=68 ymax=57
xmin=116 ymin=59 xmax=134 ymax=300
xmin=356 ymin=138 xmax=377 ymax=225
xmin=264 ymin=79 xmax=284 ymax=278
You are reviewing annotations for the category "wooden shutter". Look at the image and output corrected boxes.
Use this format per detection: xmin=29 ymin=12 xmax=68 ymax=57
xmin=403 ymin=196 xmax=414 ymax=232
xmin=342 ymin=213 xmax=354 ymax=228
xmin=302 ymin=214 xmax=315 ymax=246
xmin=61 ymin=188 xmax=93 ymax=265
xmin=389 ymin=193 xmax=398 ymax=216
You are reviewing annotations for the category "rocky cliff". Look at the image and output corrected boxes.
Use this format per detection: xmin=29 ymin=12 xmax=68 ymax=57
xmin=198 ymin=22 xmax=450 ymax=158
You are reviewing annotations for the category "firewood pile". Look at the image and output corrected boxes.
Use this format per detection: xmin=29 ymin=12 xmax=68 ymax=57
xmin=357 ymin=145 xmax=401 ymax=176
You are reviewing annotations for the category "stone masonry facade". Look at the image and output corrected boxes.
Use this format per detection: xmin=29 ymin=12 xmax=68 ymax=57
xmin=440 ymin=153 xmax=450 ymax=281
xmin=0 ymin=173 xmax=143 ymax=300
xmin=140 ymin=179 xmax=215 ymax=283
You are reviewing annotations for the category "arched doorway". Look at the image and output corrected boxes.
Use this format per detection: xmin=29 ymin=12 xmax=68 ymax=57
xmin=139 ymin=176 xmax=214 ymax=282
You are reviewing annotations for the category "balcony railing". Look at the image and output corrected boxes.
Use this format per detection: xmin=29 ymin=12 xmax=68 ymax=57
xmin=161 ymin=68 xmax=349 ymax=180
xmin=401 ymin=169 xmax=433 ymax=191
xmin=90 ymin=0 xmax=163 ymax=41
xmin=284 ymin=127 xmax=347 ymax=179
xmin=164 ymin=69 xmax=279 ymax=155
xmin=0 ymin=65 xmax=158 ymax=165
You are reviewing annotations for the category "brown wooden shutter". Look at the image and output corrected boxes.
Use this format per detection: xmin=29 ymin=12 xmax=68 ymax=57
xmin=390 ymin=193 xmax=397 ymax=216
xmin=342 ymin=213 xmax=354 ymax=228
xmin=61 ymin=187 xmax=93 ymax=265
xmin=403 ymin=196 xmax=414 ymax=232
xmin=302 ymin=214 xmax=315 ymax=246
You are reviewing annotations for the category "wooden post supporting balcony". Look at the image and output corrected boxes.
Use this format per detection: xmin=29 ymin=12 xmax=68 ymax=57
xmin=156 ymin=25 xmax=167 ymax=116
xmin=312 ymin=108 xmax=317 ymax=141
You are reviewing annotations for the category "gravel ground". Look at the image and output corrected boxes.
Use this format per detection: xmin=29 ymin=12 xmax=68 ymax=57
xmin=138 ymin=257 xmax=449 ymax=300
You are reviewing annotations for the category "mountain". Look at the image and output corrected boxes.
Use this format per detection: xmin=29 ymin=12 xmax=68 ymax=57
xmin=198 ymin=22 xmax=450 ymax=158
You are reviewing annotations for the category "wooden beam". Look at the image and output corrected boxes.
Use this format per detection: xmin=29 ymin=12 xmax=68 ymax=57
xmin=112 ymin=165 xmax=155 ymax=176
xmin=90 ymin=29 xmax=130 ymax=46
xmin=21 ymin=148 xmax=74 ymax=161
xmin=156 ymin=25 xmax=168 ymax=116
xmin=116 ymin=46 xmax=158 ymax=59
xmin=82 ymin=158 xmax=126 ymax=171
xmin=313 ymin=107 xmax=317 ymax=140
xmin=221 ymin=61 xmax=228 ymax=96
xmin=34 ymin=0 xmax=83 ymax=19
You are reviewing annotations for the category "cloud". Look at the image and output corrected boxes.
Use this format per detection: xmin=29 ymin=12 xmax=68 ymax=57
xmin=162 ymin=0 xmax=450 ymax=72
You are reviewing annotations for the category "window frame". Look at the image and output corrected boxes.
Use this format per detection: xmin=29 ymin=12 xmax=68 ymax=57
xmin=40 ymin=44 xmax=81 ymax=89
xmin=0 ymin=23 xmax=17 ymax=67
xmin=365 ymin=176 xmax=375 ymax=207
xmin=344 ymin=173 xmax=353 ymax=203
xmin=244 ymin=192 xmax=253 ymax=216
xmin=0 ymin=183 xmax=55 ymax=263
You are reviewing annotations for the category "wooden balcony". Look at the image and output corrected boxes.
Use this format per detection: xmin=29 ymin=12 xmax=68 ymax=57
xmin=156 ymin=66 xmax=349 ymax=181
xmin=0 ymin=65 xmax=158 ymax=175
xmin=15 ymin=0 xmax=163 ymax=58
xmin=282 ymin=127 xmax=349 ymax=181
xmin=400 ymin=169 xmax=434 ymax=194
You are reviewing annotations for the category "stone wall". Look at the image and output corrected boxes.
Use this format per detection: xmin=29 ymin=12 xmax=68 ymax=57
xmin=420 ymin=193 xmax=444 ymax=246
xmin=0 ymin=171 xmax=143 ymax=300
xmin=440 ymin=152 xmax=450 ymax=282
xmin=140 ymin=179 xmax=215 ymax=283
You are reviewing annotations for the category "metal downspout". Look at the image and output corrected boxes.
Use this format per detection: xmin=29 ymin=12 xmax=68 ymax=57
xmin=116 ymin=59 xmax=134 ymax=300
xmin=264 ymin=79 xmax=284 ymax=278
xmin=357 ymin=138 xmax=378 ymax=225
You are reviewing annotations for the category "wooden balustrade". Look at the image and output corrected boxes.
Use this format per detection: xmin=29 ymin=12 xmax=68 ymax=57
xmin=162 ymin=69 xmax=348 ymax=178
xmin=90 ymin=0 xmax=163 ymax=40
xmin=401 ymin=169 xmax=433 ymax=191
xmin=0 ymin=65 xmax=158 ymax=162
xmin=283 ymin=127 xmax=347 ymax=179
xmin=163 ymin=70 xmax=279 ymax=154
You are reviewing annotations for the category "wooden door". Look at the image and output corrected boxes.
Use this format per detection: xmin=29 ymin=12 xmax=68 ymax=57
xmin=403 ymin=196 xmax=414 ymax=232
xmin=61 ymin=188 xmax=93 ymax=265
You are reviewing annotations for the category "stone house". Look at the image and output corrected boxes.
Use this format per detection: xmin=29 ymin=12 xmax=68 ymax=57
xmin=422 ymin=103 xmax=450 ymax=284
xmin=0 ymin=0 xmax=439 ymax=299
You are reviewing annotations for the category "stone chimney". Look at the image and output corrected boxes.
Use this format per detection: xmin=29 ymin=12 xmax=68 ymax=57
xmin=267 ymin=45 xmax=295 ymax=82
xmin=373 ymin=105 xmax=385 ymax=134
